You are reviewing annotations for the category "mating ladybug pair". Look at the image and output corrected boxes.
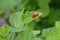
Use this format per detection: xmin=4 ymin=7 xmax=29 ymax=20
xmin=32 ymin=11 xmax=38 ymax=18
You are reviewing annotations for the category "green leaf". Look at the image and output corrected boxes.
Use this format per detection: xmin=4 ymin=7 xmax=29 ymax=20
xmin=32 ymin=30 xmax=40 ymax=37
xmin=23 ymin=11 xmax=43 ymax=24
xmin=9 ymin=12 xmax=24 ymax=28
xmin=0 ymin=36 xmax=3 ymax=40
xmin=0 ymin=36 xmax=6 ymax=40
xmin=16 ymin=23 xmax=35 ymax=40
xmin=41 ymin=27 xmax=55 ymax=40
xmin=55 ymin=21 xmax=60 ymax=32
xmin=23 ymin=11 xmax=33 ymax=24
xmin=6 ymin=32 xmax=16 ymax=40
xmin=46 ymin=21 xmax=60 ymax=40
xmin=34 ymin=37 xmax=42 ymax=40
xmin=0 ymin=24 xmax=9 ymax=36
xmin=8 ymin=25 xmax=27 ymax=32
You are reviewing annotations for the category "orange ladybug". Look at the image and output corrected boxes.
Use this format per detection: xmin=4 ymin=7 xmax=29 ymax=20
xmin=32 ymin=11 xmax=38 ymax=18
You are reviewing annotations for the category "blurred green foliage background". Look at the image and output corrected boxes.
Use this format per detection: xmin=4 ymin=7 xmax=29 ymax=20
xmin=0 ymin=0 xmax=60 ymax=40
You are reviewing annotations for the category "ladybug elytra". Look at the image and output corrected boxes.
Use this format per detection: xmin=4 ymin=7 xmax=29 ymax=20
xmin=32 ymin=11 xmax=38 ymax=18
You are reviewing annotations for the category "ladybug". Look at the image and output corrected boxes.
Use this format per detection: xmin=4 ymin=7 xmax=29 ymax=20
xmin=32 ymin=11 xmax=38 ymax=18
